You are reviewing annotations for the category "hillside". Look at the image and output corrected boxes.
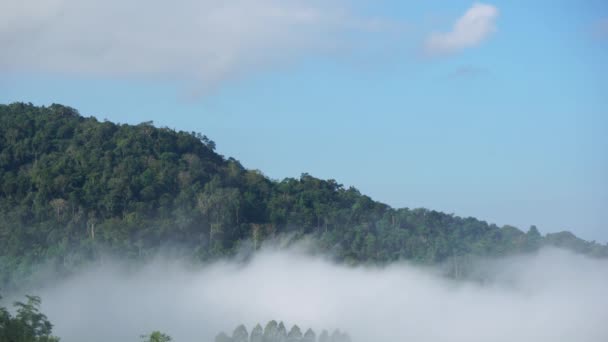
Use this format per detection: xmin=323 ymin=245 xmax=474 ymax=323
xmin=0 ymin=102 xmax=606 ymax=287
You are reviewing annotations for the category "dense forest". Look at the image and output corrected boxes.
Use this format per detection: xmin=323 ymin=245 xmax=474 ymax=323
xmin=1 ymin=103 xmax=606 ymax=288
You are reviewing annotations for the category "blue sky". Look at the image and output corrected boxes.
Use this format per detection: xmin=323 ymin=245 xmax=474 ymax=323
xmin=1 ymin=0 xmax=607 ymax=242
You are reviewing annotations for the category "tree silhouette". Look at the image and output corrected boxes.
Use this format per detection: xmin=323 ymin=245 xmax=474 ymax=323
xmin=251 ymin=324 xmax=264 ymax=342
xmin=286 ymin=325 xmax=302 ymax=342
xmin=232 ymin=324 xmax=248 ymax=342
xmin=302 ymin=328 xmax=316 ymax=342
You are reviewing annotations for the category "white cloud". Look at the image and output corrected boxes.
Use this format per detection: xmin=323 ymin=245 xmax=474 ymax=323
xmin=0 ymin=0 xmax=383 ymax=92
xmin=8 ymin=248 xmax=608 ymax=342
xmin=425 ymin=3 xmax=499 ymax=56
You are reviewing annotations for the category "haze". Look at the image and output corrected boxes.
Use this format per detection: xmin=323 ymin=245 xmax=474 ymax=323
xmin=7 ymin=248 xmax=607 ymax=342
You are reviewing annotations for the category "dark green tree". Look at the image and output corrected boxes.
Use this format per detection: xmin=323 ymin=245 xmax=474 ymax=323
xmin=0 ymin=295 xmax=60 ymax=342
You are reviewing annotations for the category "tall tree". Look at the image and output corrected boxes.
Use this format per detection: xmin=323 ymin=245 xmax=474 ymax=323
xmin=286 ymin=325 xmax=303 ymax=342
xmin=250 ymin=324 xmax=264 ymax=342
xmin=232 ymin=324 xmax=248 ymax=342
xmin=302 ymin=328 xmax=316 ymax=342
xmin=277 ymin=322 xmax=287 ymax=342
xmin=263 ymin=320 xmax=278 ymax=342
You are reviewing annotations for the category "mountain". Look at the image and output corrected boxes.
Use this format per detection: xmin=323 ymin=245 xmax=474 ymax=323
xmin=0 ymin=102 xmax=606 ymax=287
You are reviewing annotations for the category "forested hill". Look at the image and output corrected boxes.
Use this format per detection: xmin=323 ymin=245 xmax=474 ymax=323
xmin=0 ymin=103 xmax=606 ymax=286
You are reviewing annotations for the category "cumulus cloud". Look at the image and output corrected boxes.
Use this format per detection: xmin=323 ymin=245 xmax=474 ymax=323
xmin=0 ymin=0 xmax=385 ymax=92
xmin=6 ymin=248 xmax=608 ymax=342
xmin=425 ymin=3 xmax=499 ymax=56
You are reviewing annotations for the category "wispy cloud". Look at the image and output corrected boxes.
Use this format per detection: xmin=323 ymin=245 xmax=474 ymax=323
xmin=424 ymin=3 xmax=499 ymax=56
xmin=0 ymin=0 xmax=388 ymax=93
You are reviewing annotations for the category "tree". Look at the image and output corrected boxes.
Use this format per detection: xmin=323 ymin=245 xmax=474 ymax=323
xmin=232 ymin=324 xmax=248 ymax=342
xmin=525 ymin=225 xmax=542 ymax=252
xmin=0 ymin=295 xmax=60 ymax=342
xmin=302 ymin=328 xmax=316 ymax=342
xmin=140 ymin=331 xmax=171 ymax=342
xmin=263 ymin=320 xmax=278 ymax=342
xmin=250 ymin=324 xmax=264 ymax=342
xmin=277 ymin=322 xmax=287 ymax=342
xmin=197 ymin=178 xmax=241 ymax=252
xmin=286 ymin=325 xmax=302 ymax=342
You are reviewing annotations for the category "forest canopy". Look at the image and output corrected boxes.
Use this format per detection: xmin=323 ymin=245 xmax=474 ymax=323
xmin=0 ymin=102 xmax=606 ymax=288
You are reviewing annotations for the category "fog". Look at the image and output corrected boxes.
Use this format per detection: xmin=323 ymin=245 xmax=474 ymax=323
xmin=9 ymin=248 xmax=608 ymax=342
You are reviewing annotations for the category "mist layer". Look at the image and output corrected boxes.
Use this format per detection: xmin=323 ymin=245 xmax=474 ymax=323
xmin=14 ymin=248 xmax=608 ymax=342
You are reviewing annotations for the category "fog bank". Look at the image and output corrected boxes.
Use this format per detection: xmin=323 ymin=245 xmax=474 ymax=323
xmin=12 ymin=248 xmax=608 ymax=342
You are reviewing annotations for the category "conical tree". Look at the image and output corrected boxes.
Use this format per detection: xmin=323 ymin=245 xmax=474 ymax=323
xmin=263 ymin=320 xmax=278 ymax=342
xmin=302 ymin=328 xmax=316 ymax=342
xmin=287 ymin=325 xmax=303 ymax=342
xmin=233 ymin=324 xmax=249 ymax=342
xmin=277 ymin=322 xmax=287 ymax=342
xmin=251 ymin=324 xmax=264 ymax=342
xmin=318 ymin=330 xmax=329 ymax=342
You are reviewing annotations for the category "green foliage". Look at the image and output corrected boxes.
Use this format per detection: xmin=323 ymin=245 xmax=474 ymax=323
xmin=1 ymin=103 xmax=606 ymax=288
xmin=0 ymin=295 xmax=60 ymax=342
xmin=140 ymin=331 xmax=171 ymax=342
